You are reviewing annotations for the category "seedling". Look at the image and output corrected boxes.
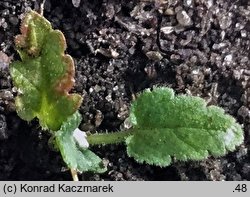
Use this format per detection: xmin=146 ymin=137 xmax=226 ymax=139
xmin=10 ymin=11 xmax=244 ymax=180
xmin=10 ymin=10 xmax=106 ymax=178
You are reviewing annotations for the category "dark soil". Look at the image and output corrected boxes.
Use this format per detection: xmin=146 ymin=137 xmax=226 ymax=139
xmin=0 ymin=0 xmax=250 ymax=181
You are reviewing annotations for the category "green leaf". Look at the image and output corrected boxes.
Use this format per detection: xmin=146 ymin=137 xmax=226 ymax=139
xmin=10 ymin=11 xmax=82 ymax=131
xmin=55 ymin=112 xmax=106 ymax=173
xmin=126 ymin=87 xmax=244 ymax=167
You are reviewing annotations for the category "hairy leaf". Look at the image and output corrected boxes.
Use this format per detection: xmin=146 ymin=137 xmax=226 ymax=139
xmin=126 ymin=87 xmax=244 ymax=167
xmin=55 ymin=112 xmax=106 ymax=173
xmin=10 ymin=11 xmax=82 ymax=130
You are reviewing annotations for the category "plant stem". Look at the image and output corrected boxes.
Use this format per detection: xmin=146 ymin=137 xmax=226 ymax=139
xmin=86 ymin=130 xmax=133 ymax=146
xmin=70 ymin=168 xmax=79 ymax=181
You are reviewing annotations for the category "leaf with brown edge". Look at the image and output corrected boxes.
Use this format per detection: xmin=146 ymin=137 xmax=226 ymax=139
xmin=10 ymin=11 xmax=82 ymax=131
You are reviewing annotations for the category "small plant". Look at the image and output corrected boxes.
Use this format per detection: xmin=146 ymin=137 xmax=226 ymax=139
xmin=10 ymin=11 xmax=244 ymax=180
xmin=10 ymin=10 xmax=106 ymax=176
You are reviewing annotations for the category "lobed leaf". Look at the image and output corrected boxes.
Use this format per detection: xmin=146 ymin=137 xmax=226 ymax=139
xmin=126 ymin=87 xmax=244 ymax=167
xmin=10 ymin=11 xmax=82 ymax=130
xmin=55 ymin=112 xmax=106 ymax=173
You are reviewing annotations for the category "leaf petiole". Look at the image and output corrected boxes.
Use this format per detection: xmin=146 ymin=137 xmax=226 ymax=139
xmin=70 ymin=168 xmax=79 ymax=181
xmin=86 ymin=130 xmax=134 ymax=146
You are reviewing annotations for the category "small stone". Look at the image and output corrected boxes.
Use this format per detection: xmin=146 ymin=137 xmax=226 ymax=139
xmin=233 ymin=70 xmax=242 ymax=80
xmin=2 ymin=9 xmax=9 ymax=16
xmin=72 ymin=0 xmax=81 ymax=8
xmin=128 ymin=46 xmax=135 ymax=54
xmin=170 ymin=54 xmax=181 ymax=61
xmin=180 ymin=33 xmax=193 ymax=46
xmin=146 ymin=51 xmax=163 ymax=61
xmin=240 ymin=57 xmax=249 ymax=64
xmin=221 ymin=31 xmax=226 ymax=40
xmin=110 ymin=49 xmax=119 ymax=58
xmin=0 ymin=90 xmax=13 ymax=100
xmin=175 ymin=6 xmax=182 ymax=13
xmin=93 ymin=85 xmax=101 ymax=92
xmin=95 ymin=110 xmax=103 ymax=127
xmin=224 ymin=54 xmax=233 ymax=63
xmin=105 ymin=94 xmax=112 ymax=102
xmin=190 ymin=55 xmax=198 ymax=63
xmin=241 ymin=30 xmax=247 ymax=37
xmin=1 ymin=22 xmax=7 ymax=29
xmin=212 ymin=43 xmax=227 ymax=50
xmin=105 ymin=3 xmax=115 ymax=19
xmin=117 ymin=172 xmax=123 ymax=179
xmin=164 ymin=8 xmax=175 ymax=15
xmin=0 ymin=18 xmax=5 ymax=26
xmin=102 ymin=158 xmax=109 ymax=168
xmin=117 ymin=104 xmax=128 ymax=120
xmin=176 ymin=10 xmax=192 ymax=26
xmin=0 ymin=51 xmax=10 ymax=69
xmin=184 ymin=0 xmax=193 ymax=7
xmin=235 ymin=145 xmax=248 ymax=159
xmin=210 ymin=169 xmax=225 ymax=181
xmin=113 ymin=86 xmax=118 ymax=91
xmin=96 ymin=48 xmax=119 ymax=58
xmin=219 ymin=15 xmax=232 ymax=30
xmin=191 ymin=69 xmax=199 ymax=75
xmin=174 ymin=25 xmax=185 ymax=33
xmin=89 ymin=87 xmax=94 ymax=93
xmin=161 ymin=26 xmax=174 ymax=35
xmin=123 ymin=117 xmax=133 ymax=129
xmin=235 ymin=23 xmax=245 ymax=30
xmin=107 ymin=64 xmax=114 ymax=72
xmin=237 ymin=106 xmax=250 ymax=119
xmin=205 ymin=0 xmax=213 ymax=8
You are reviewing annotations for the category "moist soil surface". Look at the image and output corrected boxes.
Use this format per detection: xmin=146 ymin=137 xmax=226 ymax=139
xmin=0 ymin=0 xmax=250 ymax=181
